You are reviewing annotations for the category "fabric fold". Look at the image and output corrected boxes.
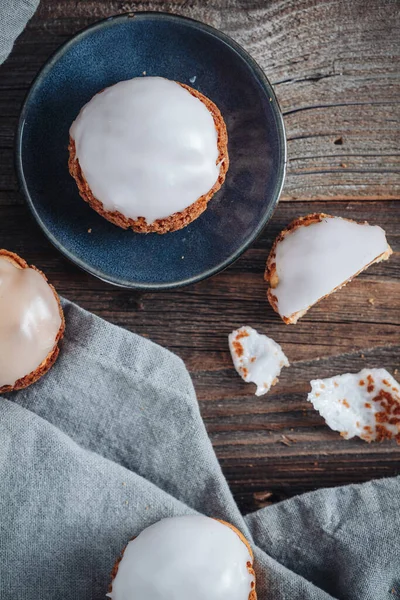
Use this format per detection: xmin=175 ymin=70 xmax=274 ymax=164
xmin=0 ymin=0 xmax=39 ymax=64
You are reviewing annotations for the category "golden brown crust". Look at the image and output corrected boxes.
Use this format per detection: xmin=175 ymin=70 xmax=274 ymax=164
xmin=109 ymin=518 xmax=257 ymax=599
xmin=0 ymin=249 xmax=65 ymax=394
xmin=264 ymin=213 xmax=393 ymax=324
xmin=68 ymin=82 xmax=229 ymax=234
xmin=109 ymin=548 xmax=124 ymax=591
xmin=216 ymin=519 xmax=257 ymax=600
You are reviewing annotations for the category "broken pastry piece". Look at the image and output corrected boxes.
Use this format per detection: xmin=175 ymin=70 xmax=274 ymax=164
xmin=308 ymin=368 xmax=400 ymax=443
xmin=0 ymin=249 xmax=64 ymax=393
xmin=265 ymin=214 xmax=392 ymax=324
xmin=228 ymin=326 xmax=289 ymax=396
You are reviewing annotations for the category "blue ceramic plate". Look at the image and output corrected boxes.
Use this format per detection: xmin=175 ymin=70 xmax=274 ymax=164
xmin=16 ymin=12 xmax=286 ymax=289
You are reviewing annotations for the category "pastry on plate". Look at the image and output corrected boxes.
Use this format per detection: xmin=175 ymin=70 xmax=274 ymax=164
xmin=108 ymin=515 xmax=256 ymax=600
xmin=69 ymin=77 xmax=229 ymax=234
xmin=0 ymin=249 xmax=64 ymax=393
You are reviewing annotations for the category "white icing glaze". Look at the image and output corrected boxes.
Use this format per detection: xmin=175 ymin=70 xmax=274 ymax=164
xmin=70 ymin=77 xmax=221 ymax=223
xmin=108 ymin=516 xmax=254 ymax=600
xmin=272 ymin=216 xmax=390 ymax=320
xmin=229 ymin=326 xmax=289 ymax=396
xmin=0 ymin=257 xmax=61 ymax=387
xmin=308 ymin=368 xmax=400 ymax=442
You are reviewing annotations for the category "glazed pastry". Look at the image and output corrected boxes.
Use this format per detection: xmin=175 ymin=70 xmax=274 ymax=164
xmin=69 ymin=77 xmax=229 ymax=234
xmin=108 ymin=515 xmax=256 ymax=600
xmin=265 ymin=213 xmax=392 ymax=324
xmin=0 ymin=250 xmax=64 ymax=393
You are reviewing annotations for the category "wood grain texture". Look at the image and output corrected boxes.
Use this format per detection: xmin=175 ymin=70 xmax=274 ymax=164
xmin=0 ymin=0 xmax=399 ymax=513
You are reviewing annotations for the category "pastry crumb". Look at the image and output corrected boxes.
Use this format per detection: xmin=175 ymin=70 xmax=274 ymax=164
xmin=280 ymin=434 xmax=294 ymax=446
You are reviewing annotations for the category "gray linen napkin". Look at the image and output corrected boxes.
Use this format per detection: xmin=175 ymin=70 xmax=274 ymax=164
xmin=1 ymin=300 xmax=399 ymax=600
xmin=0 ymin=0 xmax=39 ymax=64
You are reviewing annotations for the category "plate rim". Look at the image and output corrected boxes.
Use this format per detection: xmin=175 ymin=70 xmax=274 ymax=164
xmin=15 ymin=11 xmax=287 ymax=290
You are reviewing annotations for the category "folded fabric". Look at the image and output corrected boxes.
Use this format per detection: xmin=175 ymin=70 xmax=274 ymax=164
xmin=0 ymin=0 xmax=39 ymax=64
xmin=1 ymin=299 xmax=399 ymax=600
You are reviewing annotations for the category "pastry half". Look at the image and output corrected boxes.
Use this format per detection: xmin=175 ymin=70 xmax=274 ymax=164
xmin=265 ymin=213 xmax=392 ymax=324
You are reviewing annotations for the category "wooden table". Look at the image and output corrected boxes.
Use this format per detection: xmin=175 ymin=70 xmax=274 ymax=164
xmin=1 ymin=0 xmax=399 ymax=513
